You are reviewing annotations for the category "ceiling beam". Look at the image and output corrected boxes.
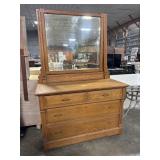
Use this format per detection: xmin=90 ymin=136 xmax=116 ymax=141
xmin=128 ymin=15 xmax=140 ymax=28
xmin=109 ymin=17 xmax=140 ymax=32
xmin=116 ymin=21 xmax=126 ymax=32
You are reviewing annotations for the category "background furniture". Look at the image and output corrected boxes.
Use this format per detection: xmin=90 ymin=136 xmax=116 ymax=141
xmin=111 ymin=74 xmax=140 ymax=116
xmin=124 ymin=85 xmax=140 ymax=117
xmin=107 ymin=54 xmax=121 ymax=68
xmin=111 ymin=74 xmax=140 ymax=86
xmin=20 ymin=16 xmax=29 ymax=101
xmin=129 ymin=47 xmax=139 ymax=62
xmin=20 ymin=16 xmax=41 ymax=128
xmin=35 ymin=9 xmax=128 ymax=150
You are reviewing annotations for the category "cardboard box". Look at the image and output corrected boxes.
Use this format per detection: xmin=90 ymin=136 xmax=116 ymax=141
xmin=114 ymin=47 xmax=125 ymax=54
xmin=108 ymin=46 xmax=115 ymax=54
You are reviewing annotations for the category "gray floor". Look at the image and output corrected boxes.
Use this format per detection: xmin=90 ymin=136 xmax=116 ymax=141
xmin=20 ymin=108 xmax=140 ymax=156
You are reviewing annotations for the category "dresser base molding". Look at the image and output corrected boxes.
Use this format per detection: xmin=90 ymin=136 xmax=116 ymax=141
xmin=44 ymin=127 xmax=121 ymax=150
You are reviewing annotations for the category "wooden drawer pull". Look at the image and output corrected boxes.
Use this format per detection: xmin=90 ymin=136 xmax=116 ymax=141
xmin=61 ymin=98 xmax=71 ymax=101
xmin=54 ymin=114 xmax=63 ymax=117
xmin=107 ymin=106 xmax=111 ymax=109
xmin=102 ymin=93 xmax=109 ymax=97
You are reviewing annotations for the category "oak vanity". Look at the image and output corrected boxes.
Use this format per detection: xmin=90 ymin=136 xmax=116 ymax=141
xmin=35 ymin=9 xmax=128 ymax=150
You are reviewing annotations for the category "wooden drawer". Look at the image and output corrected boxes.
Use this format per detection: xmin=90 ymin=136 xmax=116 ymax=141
xmin=46 ymin=114 xmax=119 ymax=141
xmin=46 ymin=100 xmax=121 ymax=123
xmin=44 ymin=89 xmax=122 ymax=108
xmin=88 ymin=89 xmax=122 ymax=102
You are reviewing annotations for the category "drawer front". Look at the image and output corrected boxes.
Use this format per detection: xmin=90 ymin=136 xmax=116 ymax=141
xmin=45 ymin=89 xmax=122 ymax=108
xmin=46 ymin=100 xmax=121 ymax=123
xmin=45 ymin=92 xmax=87 ymax=108
xmin=88 ymin=89 xmax=122 ymax=102
xmin=46 ymin=114 xmax=119 ymax=141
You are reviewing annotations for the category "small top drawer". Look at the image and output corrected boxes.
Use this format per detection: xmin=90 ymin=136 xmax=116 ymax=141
xmin=44 ymin=88 xmax=122 ymax=108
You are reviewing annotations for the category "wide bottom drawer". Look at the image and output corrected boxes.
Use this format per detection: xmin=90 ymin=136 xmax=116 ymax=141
xmin=46 ymin=100 xmax=121 ymax=123
xmin=46 ymin=114 xmax=119 ymax=141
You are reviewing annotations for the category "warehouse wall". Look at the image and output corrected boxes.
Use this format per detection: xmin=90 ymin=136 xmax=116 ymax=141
xmin=109 ymin=22 xmax=140 ymax=55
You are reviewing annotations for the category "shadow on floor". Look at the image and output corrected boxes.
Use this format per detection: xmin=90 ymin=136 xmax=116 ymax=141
xmin=20 ymin=109 xmax=140 ymax=156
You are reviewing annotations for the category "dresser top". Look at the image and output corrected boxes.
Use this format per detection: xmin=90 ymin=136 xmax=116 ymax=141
xmin=35 ymin=79 xmax=128 ymax=96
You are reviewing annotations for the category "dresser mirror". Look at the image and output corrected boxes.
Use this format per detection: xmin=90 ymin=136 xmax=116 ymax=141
xmin=44 ymin=14 xmax=101 ymax=71
xmin=37 ymin=9 xmax=108 ymax=83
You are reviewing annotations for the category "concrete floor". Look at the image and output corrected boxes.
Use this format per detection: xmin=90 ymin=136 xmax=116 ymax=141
xmin=20 ymin=107 xmax=140 ymax=156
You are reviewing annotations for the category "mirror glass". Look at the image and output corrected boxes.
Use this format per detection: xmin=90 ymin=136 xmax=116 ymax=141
xmin=44 ymin=14 xmax=101 ymax=71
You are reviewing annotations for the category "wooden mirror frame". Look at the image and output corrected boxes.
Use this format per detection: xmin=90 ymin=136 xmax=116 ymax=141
xmin=36 ymin=9 xmax=109 ymax=84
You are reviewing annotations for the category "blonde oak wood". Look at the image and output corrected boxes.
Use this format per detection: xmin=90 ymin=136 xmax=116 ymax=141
xmin=45 ymin=127 xmax=121 ymax=150
xmin=46 ymin=72 xmax=104 ymax=83
xmin=44 ymin=89 xmax=122 ymax=109
xmin=46 ymin=100 xmax=121 ymax=123
xmin=35 ymin=79 xmax=127 ymax=96
xmin=47 ymin=114 xmax=119 ymax=141
xmin=35 ymin=9 xmax=128 ymax=150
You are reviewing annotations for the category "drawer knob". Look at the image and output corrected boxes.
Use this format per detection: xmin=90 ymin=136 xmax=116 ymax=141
xmin=54 ymin=114 xmax=63 ymax=117
xmin=61 ymin=98 xmax=70 ymax=101
xmin=102 ymin=93 xmax=109 ymax=97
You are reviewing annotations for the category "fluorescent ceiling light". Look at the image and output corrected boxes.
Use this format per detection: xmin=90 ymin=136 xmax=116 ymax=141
xmin=63 ymin=44 xmax=68 ymax=47
xmin=69 ymin=38 xmax=76 ymax=41
xmin=81 ymin=28 xmax=91 ymax=31
xmin=82 ymin=16 xmax=92 ymax=20
xmin=34 ymin=21 xmax=38 ymax=25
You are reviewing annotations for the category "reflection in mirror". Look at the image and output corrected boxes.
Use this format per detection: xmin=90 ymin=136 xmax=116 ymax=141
xmin=44 ymin=14 xmax=101 ymax=71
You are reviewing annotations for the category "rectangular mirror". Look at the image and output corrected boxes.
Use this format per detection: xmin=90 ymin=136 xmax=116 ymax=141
xmin=44 ymin=14 xmax=101 ymax=71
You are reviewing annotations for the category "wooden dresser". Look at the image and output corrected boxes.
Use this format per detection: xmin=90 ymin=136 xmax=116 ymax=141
xmin=35 ymin=9 xmax=128 ymax=150
xmin=36 ymin=79 xmax=127 ymax=150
